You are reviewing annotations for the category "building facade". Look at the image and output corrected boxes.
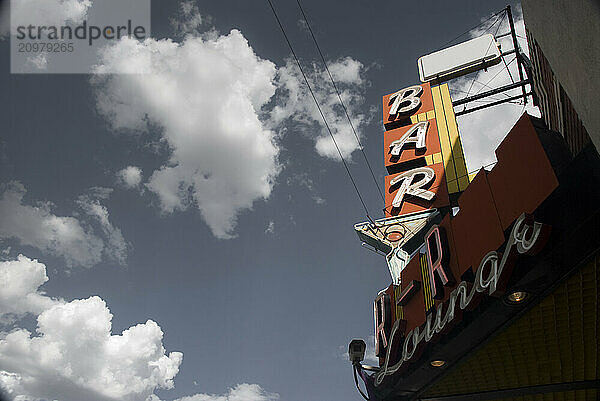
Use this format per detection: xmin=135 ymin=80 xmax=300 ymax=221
xmin=350 ymin=3 xmax=600 ymax=400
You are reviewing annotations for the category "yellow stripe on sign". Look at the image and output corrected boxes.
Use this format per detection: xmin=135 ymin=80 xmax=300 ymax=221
xmin=455 ymin=156 xmax=469 ymax=191
xmin=426 ymin=110 xmax=435 ymax=120
xmin=426 ymin=254 xmax=434 ymax=310
xmin=394 ymin=286 xmax=404 ymax=320
xmin=440 ymin=84 xmax=470 ymax=192
xmin=431 ymin=85 xmax=456 ymax=184
xmin=447 ymin=180 xmax=459 ymax=194
xmin=419 ymin=254 xmax=427 ymax=307
xmin=459 ymin=174 xmax=471 ymax=191
xmin=410 ymin=115 xmax=418 ymax=124
xmin=420 ymin=253 xmax=434 ymax=311
xmin=425 ymin=152 xmax=442 ymax=166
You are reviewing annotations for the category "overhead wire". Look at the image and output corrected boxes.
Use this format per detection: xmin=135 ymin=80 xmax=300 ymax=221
xmin=266 ymin=2 xmax=523 ymax=233
xmin=502 ymin=54 xmax=516 ymax=84
xmin=474 ymin=79 xmax=512 ymax=99
xmin=295 ymin=0 xmax=385 ymax=205
xmin=435 ymin=8 xmax=507 ymax=52
xmin=472 ymin=56 xmax=518 ymax=96
xmin=463 ymin=10 xmax=507 ymax=103
xmin=265 ymin=0 xmax=374 ymax=221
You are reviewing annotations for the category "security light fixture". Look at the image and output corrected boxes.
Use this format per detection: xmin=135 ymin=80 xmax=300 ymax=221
xmin=506 ymin=290 xmax=528 ymax=304
xmin=348 ymin=339 xmax=366 ymax=364
xmin=430 ymin=359 xmax=446 ymax=367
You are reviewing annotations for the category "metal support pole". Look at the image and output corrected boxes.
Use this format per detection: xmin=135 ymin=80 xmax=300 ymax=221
xmin=453 ymin=79 xmax=530 ymax=106
xmin=500 ymin=48 xmax=517 ymax=57
xmin=506 ymin=5 xmax=527 ymax=105
xmin=455 ymin=92 xmax=532 ymax=116
xmin=495 ymin=31 xmax=512 ymax=39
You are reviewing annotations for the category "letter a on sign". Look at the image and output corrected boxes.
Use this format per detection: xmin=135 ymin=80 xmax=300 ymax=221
xmin=390 ymin=121 xmax=429 ymax=156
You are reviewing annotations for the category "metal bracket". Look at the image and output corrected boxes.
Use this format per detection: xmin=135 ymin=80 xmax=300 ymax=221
xmin=451 ymin=5 xmax=534 ymax=115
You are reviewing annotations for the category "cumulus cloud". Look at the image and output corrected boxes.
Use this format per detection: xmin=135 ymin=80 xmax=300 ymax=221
xmin=170 ymin=0 xmax=209 ymax=37
xmin=264 ymin=220 xmax=275 ymax=236
xmin=174 ymin=383 xmax=279 ymax=401
xmin=451 ymin=7 xmax=540 ymax=172
xmin=117 ymin=166 xmax=143 ymax=189
xmin=90 ymin=2 xmax=370 ymax=239
xmin=269 ymin=56 xmax=372 ymax=160
xmin=4 ymin=0 xmax=92 ymax=36
xmin=77 ymin=190 xmax=128 ymax=266
xmin=286 ymin=173 xmax=325 ymax=205
xmin=91 ymin=30 xmax=280 ymax=239
xmin=26 ymin=52 xmax=49 ymax=70
xmin=0 ymin=182 xmax=127 ymax=268
xmin=0 ymin=259 xmax=182 ymax=401
xmin=0 ymin=182 xmax=103 ymax=268
xmin=0 ymin=255 xmax=60 ymax=322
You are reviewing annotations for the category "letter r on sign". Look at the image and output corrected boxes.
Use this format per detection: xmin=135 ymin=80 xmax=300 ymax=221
xmin=374 ymin=291 xmax=392 ymax=357
xmin=425 ymin=225 xmax=454 ymax=299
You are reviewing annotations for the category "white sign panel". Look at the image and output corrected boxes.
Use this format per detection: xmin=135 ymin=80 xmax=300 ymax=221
xmin=417 ymin=34 xmax=502 ymax=83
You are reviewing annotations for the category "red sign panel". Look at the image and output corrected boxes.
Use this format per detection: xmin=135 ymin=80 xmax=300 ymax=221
xmin=372 ymin=115 xmax=558 ymax=383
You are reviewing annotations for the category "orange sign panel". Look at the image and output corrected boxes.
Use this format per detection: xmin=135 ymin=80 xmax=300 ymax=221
xmin=382 ymin=82 xmax=434 ymax=129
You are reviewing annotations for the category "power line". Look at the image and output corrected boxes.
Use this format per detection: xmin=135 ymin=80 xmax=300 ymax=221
xmin=294 ymin=0 xmax=385 ymax=204
xmin=435 ymin=8 xmax=507 ymax=52
xmin=265 ymin=0 xmax=373 ymax=219
xmin=463 ymin=10 xmax=506 ymax=102
xmin=472 ymin=56 xmax=518 ymax=97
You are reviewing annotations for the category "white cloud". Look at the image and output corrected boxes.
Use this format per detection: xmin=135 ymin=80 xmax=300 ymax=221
xmin=174 ymin=383 xmax=279 ymax=401
xmin=0 ymin=272 xmax=182 ymax=401
xmin=363 ymin=335 xmax=378 ymax=365
xmin=0 ymin=255 xmax=60 ymax=322
xmin=77 ymin=191 xmax=128 ymax=266
xmin=0 ymin=182 xmax=103 ymax=268
xmin=269 ymin=56 xmax=372 ymax=160
xmin=117 ymin=166 xmax=143 ymax=189
xmin=170 ymin=0 xmax=208 ymax=37
xmin=286 ymin=173 xmax=325 ymax=205
xmin=90 ymin=6 xmax=370 ymax=238
xmin=91 ymin=30 xmax=280 ymax=239
xmin=0 ymin=182 xmax=127 ymax=268
xmin=264 ymin=220 xmax=275 ymax=236
xmin=326 ymin=57 xmax=364 ymax=85
xmin=451 ymin=7 xmax=540 ymax=172
xmin=26 ymin=52 xmax=48 ymax=70
xmin=6 ymin=0 xmax=92 ymax=36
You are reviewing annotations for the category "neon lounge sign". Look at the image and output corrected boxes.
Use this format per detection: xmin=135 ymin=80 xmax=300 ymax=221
xmin=374 ymin=213 xmax=549 ymax=386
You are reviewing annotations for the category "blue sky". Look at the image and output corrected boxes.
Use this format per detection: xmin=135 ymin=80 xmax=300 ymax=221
xmin=0 ymin=1 xmax=536 ymax=400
